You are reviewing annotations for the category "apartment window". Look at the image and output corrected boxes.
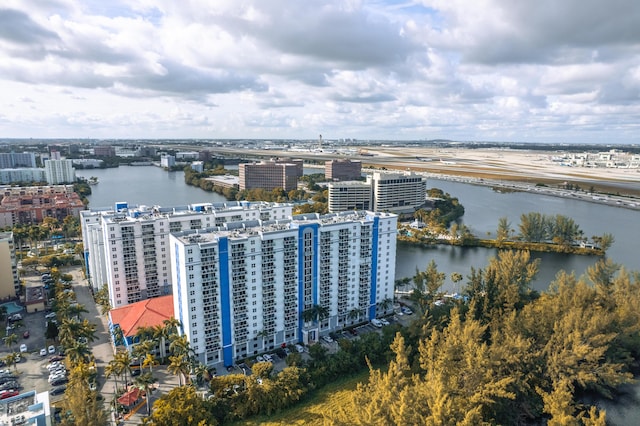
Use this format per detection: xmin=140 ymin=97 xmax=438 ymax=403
xmin=188 ymin=249 xmax=193 ymax=254
xmin=192 ymin=315 xmax=197 ymax=320
xmin=112 ymin=254 xmax=117 ymax=259
xmin=193 ymin=338 xmax=198 ymax=343
xmin=191 ymin=306 xmax=196 ymax=312
xmin=116 ymin=294 xmax=121 ymax=298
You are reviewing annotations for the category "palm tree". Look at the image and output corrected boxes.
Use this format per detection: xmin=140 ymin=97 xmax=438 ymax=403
xmin=168 ymin=335 xmax=191 ymax=359
xmin=378 ymin=298 xmax=393 ymax=314
xmin=2 ymin=354 xmax=16 ymax=372
xmin=301 ymin=305 xmax=330 ymax=324
xmin=105 ymin=360 xmax=123 ymax=393
xmin=162 ymin=317 xmax=181 ymax=336
xmin=66 ymin=341 xmax=92 ymax=365
xmin=347 ymin=308 xmax=362 ymax=323
xmin=4 ymin=333 xmax=17 ymax=353
xmin=167 ymin=355 xmax=190 ymax=386
xmin=191 ymin=362 xmax=211 ymax=387
xmin=114 ymin=350 xmax=133 ymax=386
xmin=134 ymin=371 xmax=158 ymax=415
xmin=142 ymin=352 xmax=159 ymax=374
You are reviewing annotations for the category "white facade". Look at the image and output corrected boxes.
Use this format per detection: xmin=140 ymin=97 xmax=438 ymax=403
xmin=328 ymin=181 xmax=372 ymax=212
xmin=171 ymin=210 xmax=397 ymax=368
xmin=160 ymin=155 xmax=175 ymax=168
xmin=44 ymin=159 xmax=75 ymax=184
xmin=368 ymin=172 xmax=426 ymax=214
xmin=0 ymin=168 xmax=46 ymax=184
xmin=81 ymin=201 xmax=294 ymax=308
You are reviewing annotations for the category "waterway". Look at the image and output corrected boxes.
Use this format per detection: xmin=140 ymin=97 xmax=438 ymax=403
xmin=77 ymin=166 xmax=640 ymax=424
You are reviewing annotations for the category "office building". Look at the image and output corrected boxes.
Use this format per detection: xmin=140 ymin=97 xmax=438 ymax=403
xmin=0 ymin=152 xmax=37 ymax=169
xmin=80 ymin=201 xmax=293 ymax=308
xmin=44 ymin=159 xmax=75 ymax=184
xmin=0 ymin=232 xmax=20 ymax=298
xmin=94 ymin=145 xmax=116 ymax=157
xmin=368 ymin=172 xmax=426 ymax=214
xmin=328 ymin=181 xmax=372 ymax=212
xmin=239 ymin=161 xmax=299 ymax=191
xmin=325 ymin=159 xmax=362 ymax=181
xmin=170 ymin=210 xmax=397 ymax=368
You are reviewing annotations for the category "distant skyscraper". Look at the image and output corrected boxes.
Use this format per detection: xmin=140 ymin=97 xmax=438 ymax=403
xmin=239 ymin=161 xmax=299 ymax=191
xmin=325 ymin=159 xmax=362 ymax=181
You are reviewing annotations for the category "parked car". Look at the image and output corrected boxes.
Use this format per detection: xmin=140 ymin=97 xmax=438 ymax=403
xmin=401 ymin=307 xmax=413 ymax=315
xmin=45 ymin=313 xmax=57 ymax=320
xmin=371 ymin=319 xmax=383 ymax=328
xmin=0 ymin=381 xmax=19 ymax=391
xmin=48 ymin=345 xmax=56 ymax=354
xmin=0 ymin=390 xmax=18 ymax=399
xmin=321 ymin=335 xmax=334 ymax=343
xmin=295 ymin=344 xmax=305 ymax=353
xmin=22 ymin=331 xmax=29 ymax=339
xmin=349 ymin=328 xmax=358 ymax=336
xmin=379 ymin=318 xmax=390 ymax=326
xmin=50 ymin=377 xmax=68 ymax=387
xmin=19 ymin=344 xmax=27 ymax=353
xmin=256 ymin=355 xmax=265 ymax=363
xmin=39 ymin=348 xmax=47 ymax=357
xmin=50 ymin=386 xmax=67 ymax=396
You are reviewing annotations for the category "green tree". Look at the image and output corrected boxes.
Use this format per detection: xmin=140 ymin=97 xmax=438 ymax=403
xmin=497 ymin=216 xmax=511 ymax=241
xmin=148 ymin=386 xmax=213 ymax=426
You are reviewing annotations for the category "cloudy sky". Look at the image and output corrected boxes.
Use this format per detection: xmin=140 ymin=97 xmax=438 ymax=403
xmin=1 ymin=0 xmax=639 ymax=143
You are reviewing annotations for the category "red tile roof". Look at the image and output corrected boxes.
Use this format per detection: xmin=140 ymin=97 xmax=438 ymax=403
xmin=109 ymin=295 xmax=174 ymax=337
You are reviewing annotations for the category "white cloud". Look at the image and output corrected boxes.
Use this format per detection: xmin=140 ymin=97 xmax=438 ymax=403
xmin=0 ymin=0 xmax=638 ymax=143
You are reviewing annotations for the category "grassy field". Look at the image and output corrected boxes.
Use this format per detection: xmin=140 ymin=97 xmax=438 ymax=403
xmin=233 ymin=370 xmax=369 ymax=426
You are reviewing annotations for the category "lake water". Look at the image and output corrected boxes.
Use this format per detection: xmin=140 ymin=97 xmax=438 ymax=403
xmin=77 ymin=166 xmax=639 ymax=424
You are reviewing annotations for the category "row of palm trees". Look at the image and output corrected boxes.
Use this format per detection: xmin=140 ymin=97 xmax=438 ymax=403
xmin=105 ymin=317 xmax=192 ymax=416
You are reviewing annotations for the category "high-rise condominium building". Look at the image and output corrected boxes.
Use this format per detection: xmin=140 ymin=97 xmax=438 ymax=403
xmin=170 ymin=210 xmax=397 ymax=369
xmin=81 ymin=201 xmax=293 ymax=308
xmin=0 ymin=232 xmax=20 ymax=298
xmin=0 ymin=152 xmax=37 ymax=169
xmin=368 ymin=172 xmax=426 ymax=214
xmin=325 ymin=159 xmax=362 ymax=181
xmin=44 ymin=159 xmax=75 ymax=184
xmin=239 ymin=161 xmax=299 ymax=191
xmin=327 ymin=181 xmax=372 ymax=212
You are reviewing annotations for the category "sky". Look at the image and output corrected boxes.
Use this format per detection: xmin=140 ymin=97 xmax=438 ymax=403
xmin=0 ymin=0 xmax=639 ymax=144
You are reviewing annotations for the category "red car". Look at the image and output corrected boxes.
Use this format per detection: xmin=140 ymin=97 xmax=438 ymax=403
xmin=23 ymin=331 xmax=29 ymax=339
xmin=0 ymin=390 xmax=18 ymax=400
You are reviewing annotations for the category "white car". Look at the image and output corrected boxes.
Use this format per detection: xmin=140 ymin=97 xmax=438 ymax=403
xmin=48 ymin=345 xmax=56 ymax=354
xmin=295 ymin=344 xmax=304 ymax=353
xmin=19 ymin=344 xmax=27 ymax=353
xmin=379 ymin=318 xmax=390 ymax=326
xmin=371 ymin=319 xmax=383 ymax=328
xmin=45 ymin=313 xmax=56 ymax=319
xmin=263 ymin=354 xmax=273 ymax=363
xmin=40 ymin=348 xmax=47 ymax=357
xmin=321 ymin=335 xmax=334 ymax=343
xmin=256 ymin=355 xmax=265 ymax=363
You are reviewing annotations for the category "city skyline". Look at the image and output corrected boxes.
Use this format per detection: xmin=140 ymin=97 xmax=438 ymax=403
xmin=1 ymin=1 xmax=639 ymax=144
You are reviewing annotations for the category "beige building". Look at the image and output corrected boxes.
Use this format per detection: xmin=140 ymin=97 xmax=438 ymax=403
xmin=325 ymin=159 xmax=362 ymax=181
xmin=239 ymin=161 xmax=299 ymax=191
xmin=0 ymin=232 xmax=19 ymax=299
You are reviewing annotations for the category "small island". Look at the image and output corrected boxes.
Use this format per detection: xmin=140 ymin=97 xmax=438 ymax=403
xmin=399 ymin=197 xmax=613 ymax=256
